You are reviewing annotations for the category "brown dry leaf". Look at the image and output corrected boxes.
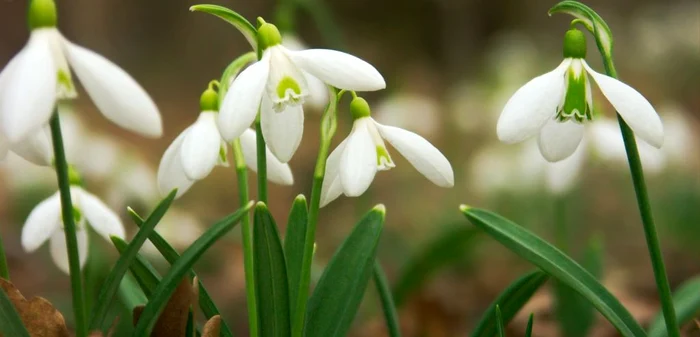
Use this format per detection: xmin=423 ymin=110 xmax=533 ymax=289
xmin=132 ymin=277 xmax=193 ymax=337
xmin=0 ymin=278 xmax=69 ymax=337
xmin=202 ymin=315 xmax=222 ymax=337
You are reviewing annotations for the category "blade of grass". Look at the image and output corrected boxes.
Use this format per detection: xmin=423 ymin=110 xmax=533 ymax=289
xmin=373 ymin=261 xmax=401 ymax=337
xmin=0 ymin=284 xmax=30 ymax=337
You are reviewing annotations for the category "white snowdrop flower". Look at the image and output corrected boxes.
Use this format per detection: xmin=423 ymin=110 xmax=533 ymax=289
xmin=21 ymin=178 xmax=125 ymax=274
xmin=374 ymin=93 xmax=441 ymax=137
xmin=282 ymin=34 xmax=329 ymax=111
xmin=158 ymin=86 xmax=293 ymax=198
xmin=0 ymin=0 xmax=162 ymax=142
xmin=218 ymin=21 xmax=385 ymax=163
xmin=321 ymin=97 xmax=453 ymax=207
xmin=497 ymin=28 xmax=664 ymax=162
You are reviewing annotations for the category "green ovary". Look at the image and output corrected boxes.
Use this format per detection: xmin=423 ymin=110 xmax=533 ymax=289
xmin=557 ymin=66 xmax=591 ymax=123
xmin=276 ymin=76 xmax=301 ymax=100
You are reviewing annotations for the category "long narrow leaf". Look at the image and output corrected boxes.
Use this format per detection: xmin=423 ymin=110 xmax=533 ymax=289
xmin=648 ymin=276 xmax=700 ymax=337
xmin=117 ymin=273 xmax=148 ymax=311
xmin=111 ymin=236 xmax=161 ymax=298
xmin=461 ymin=206 xmax=647 ymax=337
xmin=189 ymin=4 xmax=257 ymax=50
xmin=0 ymin=284 xmax=30 ymax=337
xmin=495 ymin=305 xmax=505 ymax=337
xmin=132 ymin=201 xmax=253 ymax=336
xmin=471 ymin=270 xmax=549 ymax=337
xmin=525 ymin=314 xmax=534 ymax=337
xmin=284 ymin=195 xmax=308 ymax=316
xmin=89 ymin=189 xmax=177 ymax=330
xmin=305 ymin=205 xmax=385 ymax=337
xmin=374 ymin=261 xmax=401 ymax=337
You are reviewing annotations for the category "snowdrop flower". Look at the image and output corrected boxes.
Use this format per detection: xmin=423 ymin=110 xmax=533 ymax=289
xmin=497 ymin=28 xmax=663 ymax=162
xmin=0 ymin=0 xmax=161 ymax=142
xmin=158 ymin=84 xmax=293 ymax=198
xmin=20 ymin=171 xmax=125 ymax=274
xmin=282 ymin=34 xmax=329 ymax=111
xmin=218 ymin=21 xmax=385 ymax=163
xmin=320 ymin=97 xmax=454 ymax=206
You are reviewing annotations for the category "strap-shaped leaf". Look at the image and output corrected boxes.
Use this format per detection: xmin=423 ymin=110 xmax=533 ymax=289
xmin=284 ymin=195 xmax=308 ymax=317
xmin=471 ymin=270 xmax=549 ymax=337
xmin=0 ymin=283 xmax=30 ymax=337
xmin=548 ymin=1 xmax=614 ymax=58
xmin=495 ymin=305 xmax=505 ymax=337
xmin=461 ymin=206 xmax=647 ymax=337
xmin=525 ymin=314 xmax=534 ymax=337
xmin=648 ymin=276 xmax=700 ymax=337
xmin=305 ymin=205 xmax=385 ymax=337
xmin=111 ymin=236 xmax=161 ymax=298
xmin=254 ymin=202 xmax=291 ymax=337
xmin=374 ymin=261 xmax=401 ymax=337
xmin=117 ymin=273 xmax=147 ymax=311
xmin=189 ymin=4 xmax=257 ymax=51
xmin=132 ymin=201 xmax=253 ymax=336
xmin=89 ymin=189 xmax=177 ymax=330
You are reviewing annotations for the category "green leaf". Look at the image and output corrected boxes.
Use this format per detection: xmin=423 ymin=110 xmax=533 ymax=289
xmin=128 ymin=208 xmax=236 ymax=337
xmin=284 ymin=195 xmax=308 ymax=317
xmin=525 ymin=314 xmax=534 ymax=337
xmin=0 ymin=284 xmax=30 ymax=337
xmin=471 ymin=270 xmax=549 ymax=337
xmin=111 ymin=236 xmax=161 ymax=298
xmin=132 ymin=201 xmax=253 ymax=336
xmin=373 ymin=261 xmax=401 ymax=337
xmin=89 ymin=189 xmax=177 ymax=330
xmin=254 ymin=202 xmax=291 ymax=337
xmin=305 ymin=205 xmax=386 ymax=337
xmin=117 ymin=273 xmax=148 ymax=311
xmin=648 ymin=276 xmax=700 ymax=337
xmin=393 ymin=225 xmax=480 ymax=306
xmin=548 ymin=1 xmax=614 ymax=58
xmin=461 ymin=206 xmax=647 ymax=337
xmin=495 ymin=305 xmax=505 ymax=337
xmin=189 ymin=4 xmax=257 ymax=50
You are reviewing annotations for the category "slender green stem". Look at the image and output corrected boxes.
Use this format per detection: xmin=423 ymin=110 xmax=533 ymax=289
xmin=232 ymin=140 xmax=258 ymax=337
xmin=255 ymin=117 xmax=268 ymax=204
xmin=49 ymin=111 xmax=87 ymax=337
xmin=600 ymin=58 xmax=680 ymax=337
xmin=373 ymin=261 xmax=401 ymax=337
xmin=0 ymin=232 xmax=9 ymax=280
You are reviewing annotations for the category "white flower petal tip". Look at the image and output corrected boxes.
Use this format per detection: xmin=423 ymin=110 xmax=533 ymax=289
xmin=62 ymin=39 xmax=162 ymax=138
xmin=10 ymin=128 xmax=53 ymax=166
xmin=157 ymin=131 xmax=195 ymax=198
xmin=239 ymin=129 xmax=294 ymax=186
xmin=582 ymin=61 xmax=664 ymax=148
xmin=21 ymin=192 xmax=61 ymax=252
xmin=180 ymin=113 xmax=222 ymax=180
xmin=77 ymin=188 xmax=125 ymax=240
xmin=537 ymin=119 xmax=585 ymax=162
xmin=218 ymin=59 xmax=270 ymax=141
xmin=261 ymin=98 xmax=304 ymax=163
xmin=290 ymin=49 xmax=386 ymax=91
xmin=50 ymin=228 xmax=88 ymax=274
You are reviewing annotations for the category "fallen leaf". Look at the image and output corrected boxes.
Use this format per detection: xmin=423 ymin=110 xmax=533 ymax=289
xmin=0 ymin=278 xmax=69 ymax=337
xmin=133 ymin=277 xmax=193 ymax=337
xmin=202 ymin=315 xmax=222 ymax=337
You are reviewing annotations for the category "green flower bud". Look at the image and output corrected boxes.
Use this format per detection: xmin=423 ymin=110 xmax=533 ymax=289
xmin=257 ymin=21 xmax=282 ymax=50
xmin=562 ymin=28 xmax=587 ymax=59
xmin=28 ymin=0 xmax=57 ymax=30
xmin=350 ymin=97 xmax=371 ymax=120
xmin=200 ymin=81 xmax=220 ymax=112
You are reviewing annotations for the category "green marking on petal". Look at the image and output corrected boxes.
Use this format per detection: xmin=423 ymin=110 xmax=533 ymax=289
xmin=376 ymin=146 xmax=394 ymax=170
xmin=557 ymin=63 xmax=591 ymax=123
xmin=276 ymin=76 xmax=302 ymax=100
xmin=218 ymin=145 xmax=229 ymax=166
xmin=57 ymin=70 xmax=75 ymax=97
xmin=72 ymin=207 xmax=83 ymax=227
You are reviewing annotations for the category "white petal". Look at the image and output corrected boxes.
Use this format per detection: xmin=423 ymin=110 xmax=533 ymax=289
xmin=0 ymin=31 xmax=57 ymax=142
xmin=62 ymin=38 xmax=162 ymax=137
xmin=289 ymin=49 xmax=385 ymax=91
xmin=260 ymin=96 xmax=304 ymax=163
xmin=180 ymin=112 xmax=222 ymax=180
xmin=303 ymin=71 xmax=329 ymax=110
xmin=340 ymin=120 xmax=377 ymax=196
xmin=75 ymin=188 xmax=125 ymax=240
xmin=157 ymin=130 xmax=195 ymax=198
xmin=239 ymin=129 xmax=294 ymax=185
xmin=21 ymin=191 xmax=61 ymax=252
xmin=375 ymin=121 xmax=454 ymax=187
xmin=537 ymin=119 xmax=585 ymax=162
xmin=219 ymin=58 xmax=270 ymax=141
xmin=10 ymin=127 xmax=53 ymax=166
xmin=544 ymin=140 xmax=586 ymax=195
xmin=582 ymin=61 xmax=663 ymax=148
xmin=320 ymin=138 xmax=348 ymax=207
xmin=497 ymin=59 xmax=570 ymax=143
xmin=50 ymin=228 xmax=88 ymax=274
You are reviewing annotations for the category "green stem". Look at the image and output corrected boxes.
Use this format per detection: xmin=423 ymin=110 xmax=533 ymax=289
xmin=232 ymin=140 xmax=258 ymax=337
xmin=49 ymin=111 xmax=87 ymax=337
xmin=600 ymin=58 xmax=680 ymax=337
xmin=0 ymin=232 xmax=9 ymax=280
xmin=255 ymin=117 xmax=268 ymax=204
xmin=373 ymin=261 xmax=401 ymax=337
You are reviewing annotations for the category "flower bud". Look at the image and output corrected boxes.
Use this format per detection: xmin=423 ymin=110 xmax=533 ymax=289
xmin=28 ymin=0 xmax=57 ymax=30
xmin=257 ymin=21 xmax=282 ymax=50
xmin=562 ymin=28 xmax=587 ymax=59
xmin=350 ymin=97 xmax=371 ymax=120
xmin=200 ymin=81 xmax=220 ymax=112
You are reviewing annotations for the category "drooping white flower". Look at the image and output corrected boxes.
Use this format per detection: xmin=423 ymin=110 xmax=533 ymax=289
xmin=0 ymin=0 xmax=161 ymax=142
xmin=281 ymin=34 xmax=329 ymax=111
xmin=321 ymin=97 xmax=453 ymax=207
xmin=218 ymin=22 xmax=385 ymax=163
xmin=497 ymin=28 xmax=663 ymax=162
xmin=21 ymin=184 xmax=125 ymax=274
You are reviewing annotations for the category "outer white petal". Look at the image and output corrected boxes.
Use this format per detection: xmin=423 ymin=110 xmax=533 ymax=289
xmin=180 ymin=112 xmax=222 ymax=180
xmin=497 ymin=59 xmax=570 ymax=144
xmin=0 ymin=30 xmax=57 ymax=142
xmin=303 ymin=71 xmax=329 ymax=110
xmin=320 ymin=138 xmax=348 ymax=207
xmin=544 ymin=140 xmax=586 ymax=195
xmin=537 ymin=119 xmax=585 ymax=162
xmin=261 ymin=96 xmax=304 ymax=163
xmin=375 ymin=121 xmax=454 ymax=187
xmin=62 ymin=39 xmax=162 ymax=137
xmin=21 ymin=192 xmax=62 ymax=252
xmin=339 ymin=120 xmax=377 ymax=196
xmin=10 ymin=127 xmax=53 ymax=166
xmin=582 ymin=61 xmax=663 ymax=148
xmin=239 ymin=129 xmax=294 ymax=185
xmin=50 ymin=227 xmax=88 ymax=274
xmin=157 ymin=130 xmax=195 ymax=198
xmin=75 ymin=188 xmax=125 ymax=240
xmin=219 ymin=57 xmax=270 ymax=141
xmin=289 ymin=49 xmax=385 ymax=91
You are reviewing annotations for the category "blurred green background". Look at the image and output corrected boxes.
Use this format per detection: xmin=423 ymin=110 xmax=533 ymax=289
xmin=0 ymin=0 xmax=699 ymax=336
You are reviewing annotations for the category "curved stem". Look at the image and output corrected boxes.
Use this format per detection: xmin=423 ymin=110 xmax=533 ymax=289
xmin=49 ymin=111 xmax=87 ymax=337
xmin=255 ymin=117 xmax=268 ymax=204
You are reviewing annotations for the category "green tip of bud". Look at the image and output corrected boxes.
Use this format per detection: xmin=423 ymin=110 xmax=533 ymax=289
xmin=257 ymin=22 xmax=282 ymax=50
xmin=67 ymin=165 xmax=82 ymax=186
xmin=28 ymin=0 xmax=57 ymax=29
xmin=350 ymin=97 xmax=371 ymax=120
xmin=200 ymin=81 xmax=219 ymax=111
xmin=563 ymin=29 xmax=587 ymax=59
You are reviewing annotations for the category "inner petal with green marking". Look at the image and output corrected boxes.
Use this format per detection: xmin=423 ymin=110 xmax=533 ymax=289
xmin=556 ymin=59 xmax=592 ymax=124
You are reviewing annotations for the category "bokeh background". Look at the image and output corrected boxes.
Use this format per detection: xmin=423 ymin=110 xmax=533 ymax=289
xmin=0 ymin=0 xmax=699 ymax=336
